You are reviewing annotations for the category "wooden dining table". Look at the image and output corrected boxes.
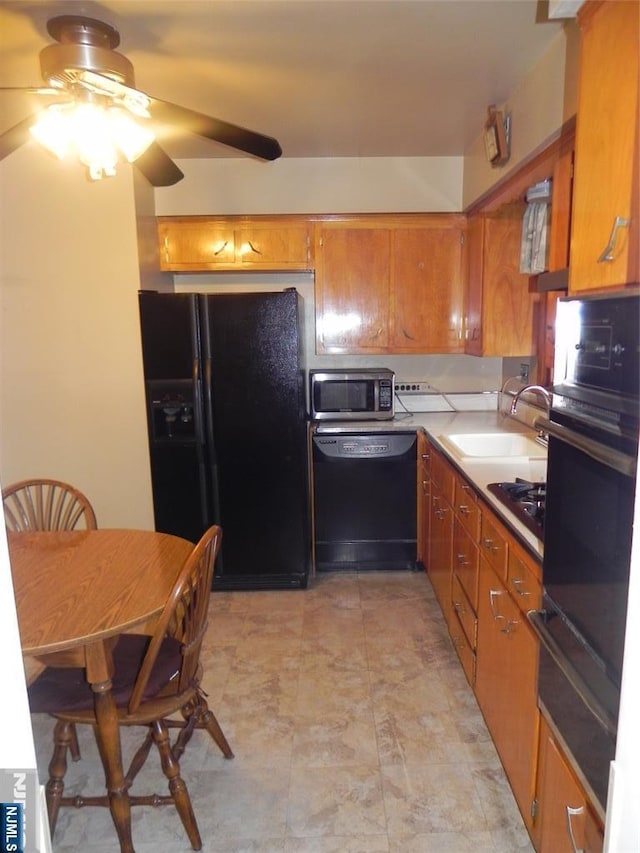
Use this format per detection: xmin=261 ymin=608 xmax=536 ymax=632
xmin=8 ymin=527 xmax=194 ymax=853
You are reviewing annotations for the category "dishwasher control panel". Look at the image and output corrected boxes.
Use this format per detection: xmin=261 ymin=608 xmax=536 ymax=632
xmin=313 ymin=433 xmax=416 ymax=459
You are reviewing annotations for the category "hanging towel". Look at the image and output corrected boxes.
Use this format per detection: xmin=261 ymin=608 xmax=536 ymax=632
xmin=520 ymin=202 xmax=548 ymax=274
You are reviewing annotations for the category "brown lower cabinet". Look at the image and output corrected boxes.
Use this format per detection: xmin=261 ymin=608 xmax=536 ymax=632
xmin=427 ymin=447 xmax=455 ymax=631
xmin=475 ymin=549 xmax=540 ymax=835
xmin=534 ymin=715 xmax=604 ymax=853
xmin=420 ymin=433 xmax=605 ymax=849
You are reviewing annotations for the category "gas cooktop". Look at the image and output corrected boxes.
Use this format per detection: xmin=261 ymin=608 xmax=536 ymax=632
xmin=487 ymin=478 xmax=545 ymax=541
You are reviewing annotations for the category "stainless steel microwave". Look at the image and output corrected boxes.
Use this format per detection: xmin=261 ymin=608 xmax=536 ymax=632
xmin=309 ymin=368 xmax=395 ymax=420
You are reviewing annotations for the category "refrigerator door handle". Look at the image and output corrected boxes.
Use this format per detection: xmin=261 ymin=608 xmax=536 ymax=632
xmin=193 ymin=358 xmax=205 ymax=446
xmin=202 ymin=355 xmax=217 ymax=461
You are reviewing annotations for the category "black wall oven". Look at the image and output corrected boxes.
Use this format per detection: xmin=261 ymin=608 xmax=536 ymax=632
xmin=528 ymin=290 xmax=639 ymax=820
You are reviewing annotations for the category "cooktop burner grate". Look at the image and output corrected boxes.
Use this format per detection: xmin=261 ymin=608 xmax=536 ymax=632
xmin=487 ymin=478 xmax=545 ymax=540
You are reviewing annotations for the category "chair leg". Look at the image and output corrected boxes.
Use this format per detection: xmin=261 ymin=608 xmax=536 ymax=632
xmin=69 ymin=723 xmax=81 ymax=762
xmin=151 ymin=720 xmax=202 ymax=851
xmin=173 ymin=694 xmax=234 ymax=761
xmin=124 ymin=727 xmax=155 ymax=789
xmin=45 ymin=720 xmax=74 ymax=835
xmin=198 ymin=701 xmax=234 ymax=759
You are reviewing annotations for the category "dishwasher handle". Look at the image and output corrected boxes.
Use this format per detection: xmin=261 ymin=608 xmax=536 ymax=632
xmin=312 ymin=432 xmax=417 ymax=461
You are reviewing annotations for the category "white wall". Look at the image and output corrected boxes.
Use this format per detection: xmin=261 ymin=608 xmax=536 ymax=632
xmin=155 ymin=156 xmax=463 ymax=216
xmin=0 ymin=145 xmax=154 ymax=529
xmin=463 ymin=23 xmax=579 ymax=208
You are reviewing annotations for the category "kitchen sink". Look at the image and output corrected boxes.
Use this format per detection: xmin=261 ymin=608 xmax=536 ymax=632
xmin=438 ymin=432 xmax=548 ymax=461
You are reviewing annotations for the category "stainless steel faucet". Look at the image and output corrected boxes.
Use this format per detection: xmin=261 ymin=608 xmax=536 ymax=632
xmin=510 ymin=384 xmax=552 ymax=416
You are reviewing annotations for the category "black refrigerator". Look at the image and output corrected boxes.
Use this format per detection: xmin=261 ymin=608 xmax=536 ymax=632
xmin=138 ymin=288 xmax=311 ymax=590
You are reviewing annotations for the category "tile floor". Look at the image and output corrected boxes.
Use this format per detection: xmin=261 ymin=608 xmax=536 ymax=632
xmin=30 ymin=570 xmax=534 ymax=852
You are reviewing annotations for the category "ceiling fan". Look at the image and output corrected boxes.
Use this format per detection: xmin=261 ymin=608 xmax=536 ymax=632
xmin=0 ymin=14 xmax=282 ymax=186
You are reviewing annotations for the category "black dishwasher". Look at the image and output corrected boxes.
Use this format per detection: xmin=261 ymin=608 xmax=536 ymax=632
xmin=312 ymin=431 xmax=417 ymax=571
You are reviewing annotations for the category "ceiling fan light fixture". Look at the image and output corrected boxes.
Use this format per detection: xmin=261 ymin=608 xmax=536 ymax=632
xmin=30 ymin=101 xmax=155 ymax=181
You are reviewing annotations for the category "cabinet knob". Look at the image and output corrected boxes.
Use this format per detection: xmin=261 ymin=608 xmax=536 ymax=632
xmin=482 ymin=537 xmax=499 ymax=553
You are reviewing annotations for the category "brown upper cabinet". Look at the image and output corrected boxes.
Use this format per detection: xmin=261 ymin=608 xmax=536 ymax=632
xmin=465 ymin=205 xmax=539 ymax=356
xmin=569 ymin=0 xmax=639 ymax=292
xmin=157 ymin=216 xmax=313 ymax=271
xmin=314 ymin=215 xmax=465 ymax=355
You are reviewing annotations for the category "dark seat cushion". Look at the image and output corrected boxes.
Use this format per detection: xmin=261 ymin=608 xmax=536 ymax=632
xmin=28 ymin=635 xmax=182 ymax=714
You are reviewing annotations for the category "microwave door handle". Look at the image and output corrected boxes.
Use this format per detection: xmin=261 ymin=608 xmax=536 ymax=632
xmin=527 ymin=610 xmax=617 ymax=737
xmin=534 ymin=416 xmax=637 ymax=478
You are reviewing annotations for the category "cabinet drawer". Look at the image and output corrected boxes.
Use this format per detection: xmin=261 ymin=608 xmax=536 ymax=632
xmin=479 ymin=511 xmax=508 ymax=580
xmin=453 ymin=518 xmax=479 ymax=609
xmin=430 ymin=450 xmax=455 ymax=504
xmin=451 ymin=573 xmax=477 ymax=649
xmin=508 ymin=547 xmax=542 ymax=613
xmin=454 ymin=477 xmax=480 ymax=538
xmin=450 ymin=620 xmax=476 ymax=686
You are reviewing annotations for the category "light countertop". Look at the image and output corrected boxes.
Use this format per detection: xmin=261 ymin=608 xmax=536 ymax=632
xmin=312 ymin=410 xmax=546 ymax=561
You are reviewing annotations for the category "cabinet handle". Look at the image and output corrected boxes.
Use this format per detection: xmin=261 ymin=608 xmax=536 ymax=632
xmin=458 ymin=504 xmax=470 ymax=516
xmin=489 ymin=589 xmax=505 ymax=622
xmin=213 ymin=240 xmax=229 ymax=256
xmin=435 ymin=509 xmax=445 ymax=520
xmin=452 ymin=599 xmax=465 ymax=615
xmin=402 ymin=327 xmax=416 ymax=341
xmin=456 ymin=553 xmax=469 ymax=566
xmin=482 ymin=537 xmax=499 ymax=553
xmin=597 ymin=215 xmax=630 ymax=263
xmin=511 ymin=577 xmax=530 ymax=597
xmin=565 ymin=804 xmax=585 ymax=853
xmin=421 ymin=453 xmax=430 ymax=461
xmin=246 ymin=240 xmax=262 ymax=255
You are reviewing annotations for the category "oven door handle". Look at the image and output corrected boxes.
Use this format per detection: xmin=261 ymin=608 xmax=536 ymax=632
xmin=534 ymin=416 xmax=637 ymax=478
xmin=527 ymin=610 xmax=617 ymax=738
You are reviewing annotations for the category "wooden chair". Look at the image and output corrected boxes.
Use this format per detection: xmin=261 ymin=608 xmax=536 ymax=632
xmin=27 ymin=524 xmax=233 ymax=851
xmin=2 ymin=478 xmax=97 ymax=532
xmin=3 ymin=478 xmax=97 ymax=747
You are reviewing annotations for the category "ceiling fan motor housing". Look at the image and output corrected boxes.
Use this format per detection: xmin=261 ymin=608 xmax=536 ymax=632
xmin=40 ymin=16 xmax=135 ymax=88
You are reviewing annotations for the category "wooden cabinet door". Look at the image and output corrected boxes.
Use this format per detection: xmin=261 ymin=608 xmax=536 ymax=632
xmin=480 ymin=206 xmax=538 ymax=356
xmin=391 ymin=227 xmax=464 ymax=352
xmin=158 ymin=220 xmax=235 ymax=269
xmin=464 ymin=214 xmax=484 ymax=354
xmin=464 ymin=208 xmax=537 ymax=356
xmin=476 ymin=556 xmax=540 ymax=832
xmin=569 ymin=0 xmax=639 ymax=292
xmin=315 ymin=227 xmax=391 ymax=353
xmin=536 ymin=717 xmax=588 ymax=853
xmin=158 ymin=217 xmax=312 ymax=271
xmin=428 ymin=480 xmax=453 ymax=627
xmin=236 ymin=225 xmax=311 ymax=269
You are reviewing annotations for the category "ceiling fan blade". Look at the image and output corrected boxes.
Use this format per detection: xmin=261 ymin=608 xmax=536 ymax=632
xmin=148 ymin=97 xmax=282 ymax=161
xmin=134 ymin=141 xmax=184 ymax=187
xmin=0 ymin=87 xmax=63 ymax=95
xmin=0 ymin=114 xmax=37 ymax=161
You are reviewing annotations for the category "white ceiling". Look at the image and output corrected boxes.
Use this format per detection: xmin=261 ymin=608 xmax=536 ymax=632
xmin=0 ymin=0 xmax=573 ymax=162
